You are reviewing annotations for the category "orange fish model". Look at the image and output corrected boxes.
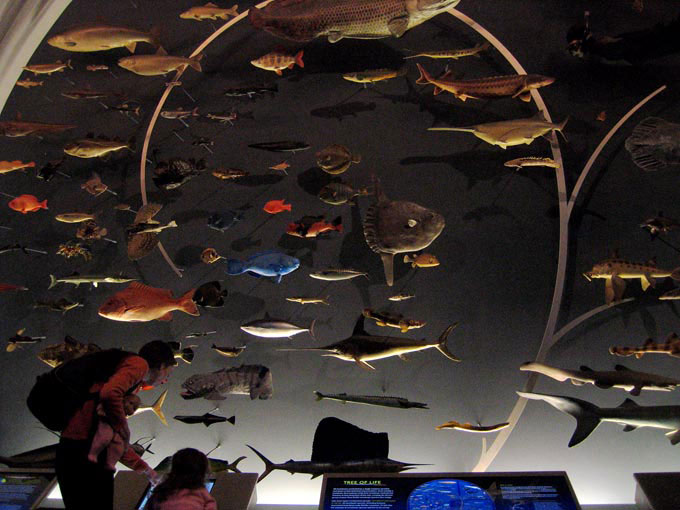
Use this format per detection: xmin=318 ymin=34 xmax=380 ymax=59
xmin=8 ymin=194 xmax=48 ymax=214
xmin=98 ymin=282 xmax=199 ymax=322
xmin=16 ymin=79 xmax=43 ymax=88
xmin=251 ymin=50 xmax=303 ymax=75
xmin=0 ymin=161 xmax=36 ymax=175
xmin=0 ymin=283 xmax=28 ymax=292
xmin=263 ymin=199 xmax=292 ymax=214
xmin=22 ymin=60 xmax=72 ymax=75
xmin=403 ymin=253 xmax=439 ymax=268
xmin=286 ymin=215 xmax=342 ymax=238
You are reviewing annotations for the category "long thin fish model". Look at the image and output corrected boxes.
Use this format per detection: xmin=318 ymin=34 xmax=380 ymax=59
xmin=314 ymin=391 xmax=428 ymax=409
xmin=249 ymin=0 xmax=461 ymax=43
xmin=610 ymin=333 xmax=680 ymax=359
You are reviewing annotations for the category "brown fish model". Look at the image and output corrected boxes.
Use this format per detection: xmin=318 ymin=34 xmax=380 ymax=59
xmin=435 ymin=420 xmax=510 ymax=433
xmin=23 ymin=60 xmax=72 ymax=75
xmin=118 ymin=47 xmax=203 ymax=76
xmin=363 ymin=177 xmax=444 ymax=286
xmin=0 ymin=113 xmax=76 ymax=137
xmin=98 ymin=282 xmax=199 ymax=322
xmin=415 ymin=64 xmax=555 ymax=102
xmin=610 ymin=333 xmax=680 ymax=359
xmin=249 ymin=0 xmax=461 ymax=43
xmin=64 ymin=136 xmax=134 ymax=158
xmin=404 ymin=42 xmax=490 ymax=60
xmin=48 ymin=24 xmax=159 ymax=53
xmin=362 ymin=308 xmax=425 ymax=333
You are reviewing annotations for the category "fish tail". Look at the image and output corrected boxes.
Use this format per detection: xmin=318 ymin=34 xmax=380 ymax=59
xmin=40 ymin=200 xmax=48 ymax=210
xmin=403 ymin=254 xmax=413 ymax=264
xmin=167 ymin=220 xmax=178 ymax=228
xmin=127 ymin=135 xmax=136 ymax=152
xmin=151 ymin=390 xmax=168 ymax=426
xmin=48 ymin=275 xmax=58 ymax=289
xmin=415 ymin=63 xmax=431 ymax=85
xmin=190 ymin=54 xmax=204 ymax=72
xmin=247 ymin=445 xmax=276 ymax=483
xmin=295 ymin=50 xmax=304 ymax=69
xmin=248 ymin=6 xmax=264 ymax=28
xmin=309 ymin=319 xmax=316 ymax=341
xmin=66 ymin=59 xmax=72 ymax=70
xmin=227 ymin=415 xmax=236 ymax=425
xmin=179 ymin=288 xmax=200 ymax=316
xmin=671 ymin=268 xmax=680 ymax=281
xmin=284 ymin=203 xmax=292 ymax=211
xmin=332 ymin=216 xmax=342 ymax=232
xmin=556 ymin=116 xmax=569 ymax=141
xmin=436 ymin=322 xmax=461 ymax=362
xmin=314 ymin=391 xmax=324 ymax=401
xmin=226 ymin=259 xmax=245 ymax=275
xmin=229 ymin=455 xmax=246 ymax=473
xmin=227 ymin=5 xmax=239 ymax=16
xmin=517 ymin=391 xmax=601 ymax=447
xmin=323 ymin=295 xmax=330 ymax=305
xmin=192 ymin=107 xmax=199 ymax=116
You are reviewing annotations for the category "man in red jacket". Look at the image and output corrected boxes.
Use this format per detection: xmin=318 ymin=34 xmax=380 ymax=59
xmin=55 ymin=340 xmax=177 ymax=510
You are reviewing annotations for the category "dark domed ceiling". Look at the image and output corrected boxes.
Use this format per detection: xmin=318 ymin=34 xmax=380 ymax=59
xmin=2 ymin=0 xmax=680 ymax=506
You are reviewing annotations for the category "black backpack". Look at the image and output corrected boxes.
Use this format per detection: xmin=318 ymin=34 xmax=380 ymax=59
xmin=27 ymin=349 xmax=136 ymax=431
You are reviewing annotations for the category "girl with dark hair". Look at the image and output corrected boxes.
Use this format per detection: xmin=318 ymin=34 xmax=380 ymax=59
xmin=149 ymin=448 xmax=217 ymax=510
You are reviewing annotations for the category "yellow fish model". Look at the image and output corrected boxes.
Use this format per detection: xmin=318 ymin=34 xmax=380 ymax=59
xmin=64 ymin=136 xmax=134 ymax=159
xmin=251 ymin=50 xmax=304 ymax=75
xmin=342 ymin=67 xmax=406 ymax=85
xmin=118 ymin=47 xmax=203 ymax=76
xmin=47 ymin=24 xmax=160 ymax=53
xmin=22 ymin=60 xmax=72 ymax=75
xmin=180 ymin=3 xmax=239 ymax=20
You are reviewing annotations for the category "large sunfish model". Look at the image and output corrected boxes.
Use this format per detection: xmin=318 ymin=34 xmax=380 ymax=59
xmin=520 ymin=362 xmax=680 ymax=396
xmin=282 ymin=315 xmax=459 ymax=369
xmin=249 ymin=0 xmax=461 ymax=43
xmin=363 ymin=177 xmax=444 ymax=286
xmin=519 ymin=391 xmax=680 ymax=447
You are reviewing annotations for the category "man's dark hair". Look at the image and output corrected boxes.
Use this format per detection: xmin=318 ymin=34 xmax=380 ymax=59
xmin=138 ymin=340 xmax=176 ymax=369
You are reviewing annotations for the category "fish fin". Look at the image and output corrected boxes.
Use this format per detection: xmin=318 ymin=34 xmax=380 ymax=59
xmin=275 ymin=69 xmax=282 ymax=76
xmin=611 ymin=275 xmax=626 ymax=302
xmin=206 ymin=392 xmax=226 ymax=400
xmin=308 ymin=319 xmax=316 ymax=340
xmin=314 ymin=391 xmax=324 ymax=401
xmin=665 ymin=429 xmax=680 ymax=445
xmin=641 ymin=274 xmax=652 ymax=291
xmin=415 ymin=63 xmax=430 ymax=85
xmin=126 ymin=42 xmax=137 ymax=53
xmin=387 ymin=15 xmax=409 ymax=37
xmin=190 ymin=55 xmax=203 ymax=72
xmin=436 ymin=322 xmax=461 ymax=362
xmin=380 ymin=252 xmax=395 ymax=286
xmin=355 ymin=358 xmax=375 ymax=370
xmin=229 ymin=455 xmax=246 ymax=473
xmin=519 ymin=91 xmax=532 ymax=102
xmin=623 ymin=425 xmax=638 ymax=432
xmin=670 ymin=268 xmax=680 ymax=281
xmin=247 ymin=445 xmax=276 ymax=482
xmin=274 ymin=274 xmax=282 ymax=284
xmin=352 ymin=315 xmax=367 ymax=335
xmin=48 ymin=275 xmax=57 ymax=289
xmin=158 ymin=312 xmax=174 ymax=321
xmin=227 ymin=415 xmax=236 ymax=425
xmin=327 ymin=31 xmax=343 ymax=43
xmin=571 ymin=380 xmax=586 ymax=386
xmin=179 ymin=288 xmax=200 ymax=316
xmin=151 ymin=390 xmax=168 ymax=426
xmin=433 ymin=86 xmax=443 ymax=96
xmin=295 ymin=50 xmax=304 ymax=68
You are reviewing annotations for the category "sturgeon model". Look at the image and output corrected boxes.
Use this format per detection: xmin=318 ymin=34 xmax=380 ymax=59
xmin=281 ymin=315 xmax=459 ymax=369
xmin=583 ymin=256 xmax=680 ymax=304
xmin=520 ymin=362 xmax=680 ymax=396
xmin=519 ymin=391 xmax=680 ymax=446
xmin=249 ymin=0 xmax=461 ymax=43
xmin=415 ymin=64 xmax=555 ymax=102
xmin=247 ymin=445 xmax=424 ymax=482
xmin=610 ymin=333 xmax=680 ymax=359
xmin=314 ymin=391 xmax=428 ymax=409
xmin=48 ymin=273 xmax=137 ymax=288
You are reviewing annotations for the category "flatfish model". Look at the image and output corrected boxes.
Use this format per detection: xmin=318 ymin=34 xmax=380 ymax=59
xmin=180 ymin=364 xmax=273 ymax=400
xmin=282 ymin=315 xmax=459 ymax=369
xmin=226 ymin=250 xmax=300 ymax=283
xmin=363 ymin=177 xmax=444 ymax=286
xmin=625 ymin=117 xmax=680 ymax=171
xmin=429 ymin=112 xmax=568 ymax=149
xmin=98 ymin=282 xmax=199 ymax=322
xmin=416 ymin=64 xmax=555 ymax=102
xmin=316 ymin=144 xmax=361 ymax=174
xmin=249 ymin=0 xmax=461 ymax=43
xmin=38 ymin=335 xmax=100 ymax=368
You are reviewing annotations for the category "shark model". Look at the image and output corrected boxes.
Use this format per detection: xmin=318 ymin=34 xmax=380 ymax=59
xmin=281 ymin=315 xmax=459 ymax=370
xmin=520 ymin=362 xmax=680 ymax=396
xmin=610 ymin=333 xmax=680 ymax=359
xmin=519 ymin=391 xmax=680 ymax=446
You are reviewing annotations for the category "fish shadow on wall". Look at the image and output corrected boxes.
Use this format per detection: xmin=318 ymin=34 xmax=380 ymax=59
xmin=174 ymin=244 xmax=206 ymax=268
xmin=310 ymin=100 xmax=377 ymax=123
xmin=297 ymin=167 xmax=334 ymax=197
xmin=231 ymin=236 xmax=262 ymax=252
xmin=401 ymin=150 xmax=510 ymax=189
xmin=276 ymin=233 xmax=318 ymax=255
xmin=231 ymin=174 xmax=284 ymax=187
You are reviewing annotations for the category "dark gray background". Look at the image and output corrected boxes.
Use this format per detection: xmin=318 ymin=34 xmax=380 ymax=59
xmin=1 ymin=0 xmax=680 ymax=505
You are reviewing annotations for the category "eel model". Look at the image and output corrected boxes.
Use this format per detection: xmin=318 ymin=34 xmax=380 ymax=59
xmin=520 ymin=362 xmax=680 ymax=396
xmin=314 ymin=391 xmax=428 ymax=409
xmin=519 ymin=391 xmax=680 ymax=446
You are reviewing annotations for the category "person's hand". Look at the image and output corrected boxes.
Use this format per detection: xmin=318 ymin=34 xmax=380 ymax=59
xmin=143 ymin=468 xmax=162 ymax=487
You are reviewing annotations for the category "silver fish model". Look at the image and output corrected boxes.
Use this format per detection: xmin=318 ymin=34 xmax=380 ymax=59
xmin=314 ymin=391 xmax=428 ymax=409
xmin=181 ymin=364 xmax=273 ymax=400
xmin=249 ymin=0 xmax=461 ymax=43
xmin=155 ymin=455 xmax=246 ymax=474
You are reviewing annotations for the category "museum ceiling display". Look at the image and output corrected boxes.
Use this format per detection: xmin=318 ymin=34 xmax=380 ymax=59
xmin=1 ymin=0 xmax=680 ymax=506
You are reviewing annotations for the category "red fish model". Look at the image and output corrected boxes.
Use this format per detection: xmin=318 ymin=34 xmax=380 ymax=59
xmin=286 ymin=215 xmax=342 ymax=238
xmin=98 ymin=282 xmax=199 ymax=322
xmin=8 ymin=194 xmax=48 ymax=214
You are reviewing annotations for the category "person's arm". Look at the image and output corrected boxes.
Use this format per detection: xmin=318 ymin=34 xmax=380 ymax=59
xmin=203 ymin=490 xmax=217 ymax=510
xmin=120 ymin=446 xmax=161 ymax=485
xmin=99 ymin=356 xmax=149 ymax=437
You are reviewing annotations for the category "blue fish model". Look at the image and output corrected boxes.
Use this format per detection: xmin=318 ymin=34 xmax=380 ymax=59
xmin=226 ymin=250 xmax=299 ymax=283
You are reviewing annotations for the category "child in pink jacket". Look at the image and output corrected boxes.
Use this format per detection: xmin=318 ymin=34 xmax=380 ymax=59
xmin=148 ymin=448 xmax=217 ymax=510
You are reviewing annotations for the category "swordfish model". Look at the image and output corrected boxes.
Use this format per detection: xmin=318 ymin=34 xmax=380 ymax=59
xmin=519 ymin=391 xmax=680 ymax=447
xmin=280 ymin=316 xmax=460 ymax=369
xmin=520 ymin=362 xmax=680 ymax=396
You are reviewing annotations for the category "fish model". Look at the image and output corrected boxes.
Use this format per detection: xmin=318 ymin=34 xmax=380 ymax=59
xmin=0 ymin=283 xmax=28 ymax=292
xmin=160 ymin=107 xmax=200 ymax=120
xmin=404 ymin=42 xmax=490 ymax=60
xmin=309 ymin=268 xmax=367 ymax=281
xmin=173 ymin=413 xmax=236 ymax=427
xmin=610 ymin=333 xmax=680 ymax=359
xmin=247 ymin=445 xmax=423 ymax=482
xmin=428 ymin=112 xmax=568 ymax=149
xmin=0 ymin=114 xmax=76 ymax=137
xmin=224 ymin=84 xmax=278 ymax=98
xmin=282 ymin=315 xmax=459 ymax=369
xmin=0 ymin=160 xmax=35 ymax=174
xmin=363 ymin=177 xmax=445 ymax=286
xmin=640 ymin=214 xmax=680 ymax=239
xmin=519 ymin=390 xmax=680 ymax=446
xmin=248 ymin=141 xmax=310 ymax=153
xmin=168 ymin=341 xmax=196 ymax=364
xmin=249 ymin=0 xmax=461 ymax=43
xmin=155 ymin=455 xmax=246 ymax=474
xmin=269 ymin=161 xmax=290 ymax=173
xmin=362 ymin=308 xmax=425 ymax=333
xmin=343 ymin=67 xmax=407 ymax=85
xmin=388 ymin=293 xmax=414 ymax=301
xmin=212 ymin=168 xmax=249 ymax=180
xmin=226 ymin=250 xmax=300 ymax=283
xmin=180 ymin=3 xmax=239 ymax=20
xmin=415 ymin=64 xmax=555 ymax=102
xmin=98 ymin=282 xmax=199 ymax=322
xmin=23 ymin=60 xmax=72 ymax=75
xmin=251 ymin=50 xmax=304 ymax=75
xmin=118 ymin=47 xmax=203 ymax=76
xmin=193 ymin=281 xmax=228 ymax=308
xmin=33 ymin=299 xmax=83 ymax=314
xmin=435 ymin=420 xmax=510 ymax=433
xmin=49 ymin=273 xmax=137 ymax=289
xmin=86 ymin=65 xmax=109 ymax=71
xmin=64 ymin=135 xmax=134 ymax=158
xmin=208 ymin=211 xmax=243 ymax=232
xmin=212 ymin=344 xmax=246 ymax=357
xmin=286 ymin=215 xmax=343 ymax=238
xmin=8 ymin=195 xmax=47 ymax=214
xmin=625 ymin=117 xmax=680 ymax=171
xmin=125 ymin=203 xmax=164 ymax=261
xmin=7 ymin=329 xmax=45 ymax=352
xmin=55 ymin=212 xmax=96 ymax=223
xmin=314 ymin=391 xmax=428 ymax=409
xmin=61 ymin=89 xmax=111 ymax=100
xmin=131 ymin=390 xmax=168 ymax=425
xmin=286 ymin=296 xmax=330 ymax=305
xmin=16 ymin=79 xmax=43 ymax=88
xmin=504 ymin=157 xmax=559 ymax=170
xmin=37 ymin=336 xmax=100 ymax=368
xmin=403 ymin=253 xmax=439 ymax=268
xmin=318 ymin=182 xmax=370 ymax=205
xmin=263 ymin=199 xmax=292 ymax=214
xmin=81 ymin=172 xmax=112 ymax=196
xmin=316 ymin=145 xmax=361 ymax=174
xmin=520 ymin=361 xmax=680 ymax=396
xmin=0 ymin=443 xmax=60 ymax=468
xmin=181 ymin=364 xmax=273 ymax=400
xmin=241 ymin=316 xmax=315 ymax=339
xmin=47 ymin=24 xmax=159 ymax=52
xmin=583 ymin=256 xmax=680 ymax=305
